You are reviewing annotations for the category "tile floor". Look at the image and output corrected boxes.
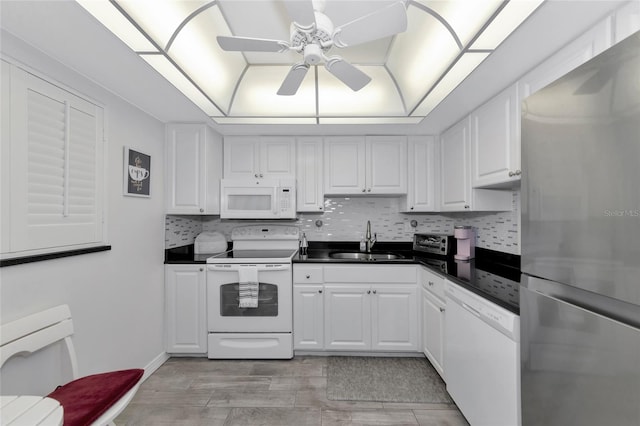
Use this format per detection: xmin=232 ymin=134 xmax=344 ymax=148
xmin=116 ymin=356 xmax=469 ymax=426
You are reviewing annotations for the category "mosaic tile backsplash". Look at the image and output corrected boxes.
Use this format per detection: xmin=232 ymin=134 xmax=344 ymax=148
xmin=166 ymin=191 xmax=520 ymax=255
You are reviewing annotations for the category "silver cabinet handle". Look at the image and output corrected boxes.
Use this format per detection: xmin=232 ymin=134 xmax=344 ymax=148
xmin=319 ymin=206 xmax=323 ymax=210
xmin=255 ymin=173 xmax=259 ymax=178
xmin=515 ymin=170 xmax=522 ymax=176
xmin=428 ymin=281 xmax=434 ymax=286
xmin=367 ymin=290 xmax=371 ymax=294
xmin=367 ymin=189 xmax=371 ymax=192
xmin=508 ymin=171 xmax=515 ymax=177
xmin=439 ymin=307 xmax=445 ymax=312
xmin=199 ymin=268 xmax=204 ymax=272
xmin=464 ymin=205 xmax=470 ymax=209
xmin=199 ymin=208 xmax=204 ymax=213
xmin=306 ymin=275 xmax=311 ymax=279
xmin=373 ymin=290 xmax=377 ymax=294
xmin=410 ymin=206 xmax=414 ymax=210
xmin=319 ymin=290 xmax=323 ymax=294
xmin=362 ymin=188 xmax=366 ymax=192
xmin=260 ymin=173 xmax=264 ymax=178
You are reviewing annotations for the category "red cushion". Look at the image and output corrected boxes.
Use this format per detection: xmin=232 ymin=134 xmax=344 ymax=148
xmin=47 ymin=368 xmax=143 ymax=426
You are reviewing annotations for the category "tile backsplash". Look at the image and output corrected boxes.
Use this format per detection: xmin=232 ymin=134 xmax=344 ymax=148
xmin=166 ymin=191 xmax=520 ymax=255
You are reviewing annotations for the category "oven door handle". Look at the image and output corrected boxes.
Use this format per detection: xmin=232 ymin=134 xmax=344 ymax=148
xmin=207 ymin=264 xmax=291 ymax=272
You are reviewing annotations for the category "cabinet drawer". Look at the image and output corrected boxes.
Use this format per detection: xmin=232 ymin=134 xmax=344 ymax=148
xmin=422 ymin=267 xmax=445 ymax=300
xmin=324 ymin=265 xmax=417 ymax=283
xmin=294 ymin=266 xmax=324 ymax=283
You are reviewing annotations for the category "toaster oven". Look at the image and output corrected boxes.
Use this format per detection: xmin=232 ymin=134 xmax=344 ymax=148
xmin=413 ymin=233 xmax=455 ymax=256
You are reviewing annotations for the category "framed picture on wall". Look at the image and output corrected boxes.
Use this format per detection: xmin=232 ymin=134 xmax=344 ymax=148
xmin=123 ymin=146 xmax=151 ymax=197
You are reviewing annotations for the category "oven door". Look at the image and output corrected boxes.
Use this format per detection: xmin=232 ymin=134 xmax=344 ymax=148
xmin=207 ymin=263 xmax=292 ymax=332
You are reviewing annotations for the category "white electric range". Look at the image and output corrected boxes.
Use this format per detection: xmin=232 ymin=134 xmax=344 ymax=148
xmin=206 ymin=225 xmax=299 ymax=359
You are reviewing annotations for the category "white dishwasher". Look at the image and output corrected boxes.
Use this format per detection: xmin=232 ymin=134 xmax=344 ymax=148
xmin=444 ymin=279 xmax=520 ymax=426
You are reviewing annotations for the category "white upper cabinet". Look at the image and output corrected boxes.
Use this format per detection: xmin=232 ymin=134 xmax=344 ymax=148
xmin=323 ymin=136 xmax=366 ymax=194
xmin=366 ymin=136 xmax=408 ymax=194
xmin=440 ymin=118 xmax=512 ymax=212
xmin=223 ymin=136 xmax=296 ymax=179
xmin=470 ymin=83 xmax=521 ymax=188
xmin=296 ymin=137 xmax=324 ymax=212
xmin=165 ymin=123 xmax=222 ymax=215
xmin=440 ymin=119 xmax=471 ymax=211
xmin=406 ymin=136 xmax=439 ymax=212
xmin=324 ymin=136 xmax=407 ymax=195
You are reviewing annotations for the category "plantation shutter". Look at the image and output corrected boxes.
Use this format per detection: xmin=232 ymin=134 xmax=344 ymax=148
xmin=7 ymin=65 xmax=104 ymax=253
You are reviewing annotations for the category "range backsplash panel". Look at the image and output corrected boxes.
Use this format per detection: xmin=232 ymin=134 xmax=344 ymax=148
xmin=166 ymin=191 xmax=520 ymax=255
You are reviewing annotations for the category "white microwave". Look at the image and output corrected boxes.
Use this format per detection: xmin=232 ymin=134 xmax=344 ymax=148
xmin=220 ymin=178 xmax=296 ymax=219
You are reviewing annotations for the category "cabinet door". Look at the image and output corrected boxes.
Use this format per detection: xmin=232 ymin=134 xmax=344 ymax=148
xmin=371 ymin=285 xmax=418 ymax=351
xmin=293 ymin=284 xmax=324 ymax=350
xmin=471 ymin=84 xmax=520 ymax=188
xmin=440 ymin=118 xmax=471 ymax=211
xmin=260 ymin=136 xmax=296 ymax=178
xmin=422 ymin=288 xmax=445 ymax=378
xmin=165 ymin=265 xmax=207 ymax=354
xmin=223 ymin=136 xmax=259 ymax=178
xmin=324 ymin=136 xmax=366 ymax=194
xmin=407 ymin=136 xmax=438 ymax=212
xmin=324 ymin=284 xmax=371 ymax=350
xmin=166 ymin=124 xmax=206 ymax=214
xmin=296 ymin=137 xmax=324 ymax=212
xmin=366 ymin=136 xmax=407 ymax=194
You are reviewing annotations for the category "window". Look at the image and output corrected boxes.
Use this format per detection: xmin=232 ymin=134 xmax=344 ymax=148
xmin=1 ymin=60 xmax=106 ymax=260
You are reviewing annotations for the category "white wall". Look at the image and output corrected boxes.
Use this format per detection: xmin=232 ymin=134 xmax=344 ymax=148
xmin=0 ymin=32 xmax=166 ymax=394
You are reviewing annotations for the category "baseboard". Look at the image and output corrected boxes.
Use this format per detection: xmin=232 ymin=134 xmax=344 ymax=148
xmin=295 ymin=351 xmax=425 ymax=358
xmin=142 ymin=351 xmax=170 ymax=382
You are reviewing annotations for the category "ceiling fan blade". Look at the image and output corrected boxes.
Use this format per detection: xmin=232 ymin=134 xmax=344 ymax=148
xmin=283 ymin=0 xmax=316 ymax=28
xmin=333 ymin=1 xmax=407 ymax=48
xmin=217 ymin=36 xmax=288 ymax=52
xmin=277 ymin=63 xmax=310 ymax=96
xmin=325 ymin=57 xmax=371 ymax=91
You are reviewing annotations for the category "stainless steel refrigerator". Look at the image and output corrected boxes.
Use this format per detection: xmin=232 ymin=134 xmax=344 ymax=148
xmin=520 ymin=31 xmax=640 ymax=426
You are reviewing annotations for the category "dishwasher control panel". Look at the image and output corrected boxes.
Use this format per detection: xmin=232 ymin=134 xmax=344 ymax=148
xmin=445 ymin=280 xmax=519 ymax=341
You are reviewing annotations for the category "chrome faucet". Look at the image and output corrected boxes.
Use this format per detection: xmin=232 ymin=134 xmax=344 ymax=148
xmin=365 ymin=220 xmax=377 ymax=252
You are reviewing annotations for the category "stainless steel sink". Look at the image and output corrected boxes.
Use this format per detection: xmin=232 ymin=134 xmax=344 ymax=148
xmin=329 ymin=252 xmax=405 ymax=261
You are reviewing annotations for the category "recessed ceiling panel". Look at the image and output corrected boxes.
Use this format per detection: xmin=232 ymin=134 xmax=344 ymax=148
xmin=169 ymin=6 xmax=246 ymax=113
xmin=118 ymin=0 xmax=210 ymax=49
xmin=472 ymin=0 xmax=545 ymax=50
xmin=317 ymin=65 xmax=404 ymax=116
xmin=214 ymin=117 xmax=317 ymax=124
xmin=75 ymin=0 xmax=544 ymax=124
xmin=419 ymin=0 xmax=503 ymax=47
xmin=320 ymin=116 xmax=424 ymax=124
xmin=387 ymin=7 xmax=460 ymax=111
xmin=231 ymin=65 xmax=316 ymax=116
xmin=412 ymin=52 xmax=489 ymax=116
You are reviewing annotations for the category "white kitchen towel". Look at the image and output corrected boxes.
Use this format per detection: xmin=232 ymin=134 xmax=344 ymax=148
xmin=238 ymin=266 xmax=259 ymax=308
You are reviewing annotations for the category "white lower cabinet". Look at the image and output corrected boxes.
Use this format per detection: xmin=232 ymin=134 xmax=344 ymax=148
xmin=165 ymin=264 xmax=207 ymax=354
xmin=292 ymin=284 xmax=324 ymax=350
xmin=420 ymin=267 xmax=446 ymax=379
xmin=324 ymin=284 xmax=372 ymax=350
xmin=293 ymin=265 xmax=419 ymax=352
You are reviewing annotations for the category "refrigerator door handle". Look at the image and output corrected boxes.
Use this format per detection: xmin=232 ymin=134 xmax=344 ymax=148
xmin=532 ymin=289 xmax=640 ymax=332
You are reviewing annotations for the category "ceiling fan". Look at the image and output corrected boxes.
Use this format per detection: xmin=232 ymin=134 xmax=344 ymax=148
xmin=217 ymin=0 xmax=408 ymax=95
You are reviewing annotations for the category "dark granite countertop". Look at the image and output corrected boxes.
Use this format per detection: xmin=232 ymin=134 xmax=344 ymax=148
xmin=165 ymin=241 xmax=520 ymax=314
xmin=295 ymin=242 xmax=520 ymax=314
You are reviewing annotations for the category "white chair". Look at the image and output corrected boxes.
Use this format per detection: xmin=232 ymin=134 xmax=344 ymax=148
xmin=1 ymin=305 xmax=143 ymax=426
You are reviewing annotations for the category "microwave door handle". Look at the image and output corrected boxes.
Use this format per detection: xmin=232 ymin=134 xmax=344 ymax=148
xmin=273 ymin=187 xmax=279 ymax=216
